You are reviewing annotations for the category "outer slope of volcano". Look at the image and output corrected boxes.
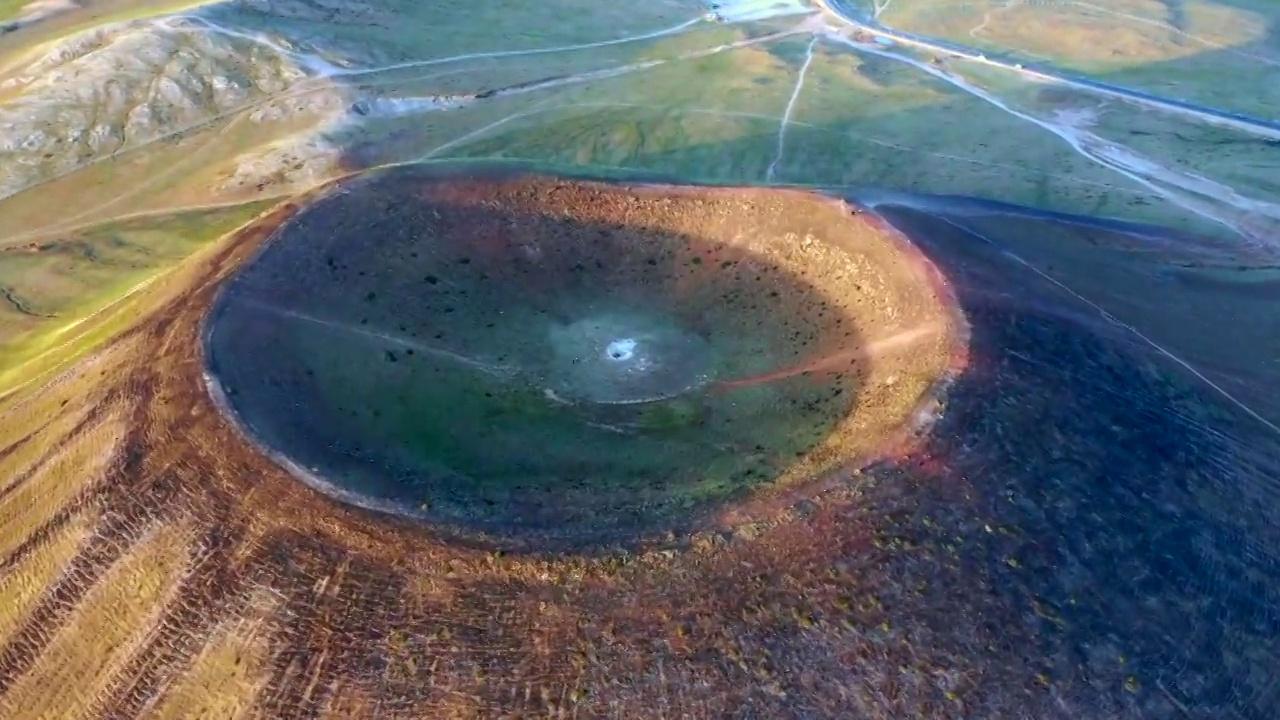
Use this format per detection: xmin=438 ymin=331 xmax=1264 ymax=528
xmin=0 ymin=176 xmax=1275 ymax=718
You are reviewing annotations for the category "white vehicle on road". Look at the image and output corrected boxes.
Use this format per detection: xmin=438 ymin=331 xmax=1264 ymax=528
xmin=700 ymin=0 xmax=810 ymax=23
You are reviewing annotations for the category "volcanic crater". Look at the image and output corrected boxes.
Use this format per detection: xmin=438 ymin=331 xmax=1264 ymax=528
xmin=203 ymin=167 xmax=966 ymax=548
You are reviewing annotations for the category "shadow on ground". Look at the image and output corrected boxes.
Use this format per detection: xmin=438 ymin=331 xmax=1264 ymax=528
xmin=846 ymin=203 xmax=1280 ymax=718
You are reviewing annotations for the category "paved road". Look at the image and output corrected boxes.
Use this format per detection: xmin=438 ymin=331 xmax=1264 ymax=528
xmin=814 ymin=0 xmax=1280 ymax=139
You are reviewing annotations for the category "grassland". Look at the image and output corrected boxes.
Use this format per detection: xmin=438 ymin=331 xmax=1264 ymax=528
xmin=0 ymin=2 xmax=1245 ymax=245
xmin=139 ymin=590 xmax=280 ymax=720
xmin=1105 ymin=46 xmax=1280 ymax=120
xmin=208 ymin=0 xmax=699 ymax=68
xmin=874 ymin=0 xmax=1280 ymax=117
xmin=430 ymin=37 xmax=1216 ymax=233
xmin=0 ymin=200 xmax=274 ymax=396
xmin=0 ymin=412 xmax=125 ymax=559
xmin=881 ymin=0 xmax=1268 ymax=65
xmin=0 ymin=514 xmax=96 ymax=650
xmin=950 ymin=209 xmax=1280 ymax=422
xmin=0 ymin=0 xmax=26 ymax=23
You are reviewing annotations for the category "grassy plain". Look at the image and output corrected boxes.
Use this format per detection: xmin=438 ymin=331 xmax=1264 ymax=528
xmin=0 ymin=115 xmax=276 ymax=238
xmin=1088 ymin=101 xmax=1280 ymax=203
xmin=882 ymin=0 xmax=1267 ymax=63
xmin=0 ymin=514 xmax=96 ymax=651
xmin=952 ymin=210 xmax=1280 ymax=423
xmin=875 ymin=0 xmax=1280 ymax=117
xmin=1 ymin=4 xmax=1237 ymax=254
xmin=209 ymin=0 xmax=699 ymax=68
xmin=431 ymin=37 xmax=1209 ymax=232
xmin=0 ymin=200 xmax=274 ymax=395
xmin=0 ymin=412 xmax=124 ymax=559
xmin=0 ymin=0 xmax=26 ymax=23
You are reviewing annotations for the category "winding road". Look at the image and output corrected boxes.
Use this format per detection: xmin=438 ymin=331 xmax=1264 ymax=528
xmin=814 ymin=0 xmax=1280 ymax=140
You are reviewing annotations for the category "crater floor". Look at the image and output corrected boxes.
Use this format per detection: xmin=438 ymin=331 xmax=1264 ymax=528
xmin=204 ymin=167 xmax=964 ymax=547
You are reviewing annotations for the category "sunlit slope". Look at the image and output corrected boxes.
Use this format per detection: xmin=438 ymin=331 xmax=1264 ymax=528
xmin=0 ymin=178 xmax=1276 ymax=719
xmin=0 ymin=201 xmax=273 ymax=396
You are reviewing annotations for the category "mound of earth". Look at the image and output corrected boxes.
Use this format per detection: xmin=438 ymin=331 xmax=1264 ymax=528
xmin=5 ymin=172 xmax=1272 ymax=718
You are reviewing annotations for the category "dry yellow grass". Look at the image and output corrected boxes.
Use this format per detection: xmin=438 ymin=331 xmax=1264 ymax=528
xmin=0 ymin=355 xmax=108 ymax=448
xmin=0 ymin=197 xmax=275 ymax=403
xmin=0 ymin=0 xmax=217 ymax=70
xmin=985 ymin=2 xmax=1263 ymax=64
xmin=0 ymin=512 xmax=96 ymax=650
xmin=0 ymin=521 xmax=193 ymax=720
xmin=0 ymin=410 xmax=124 ymax=559
xmin=0 ymin=401 xmax=98 ymax=495
xmin=142 ymin=591 xmax=280 ymax=720
xmin=887 ymin=0 xmax=1267 ymax=69
xmin=0 ymin=132 xmax=221 ymax=239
